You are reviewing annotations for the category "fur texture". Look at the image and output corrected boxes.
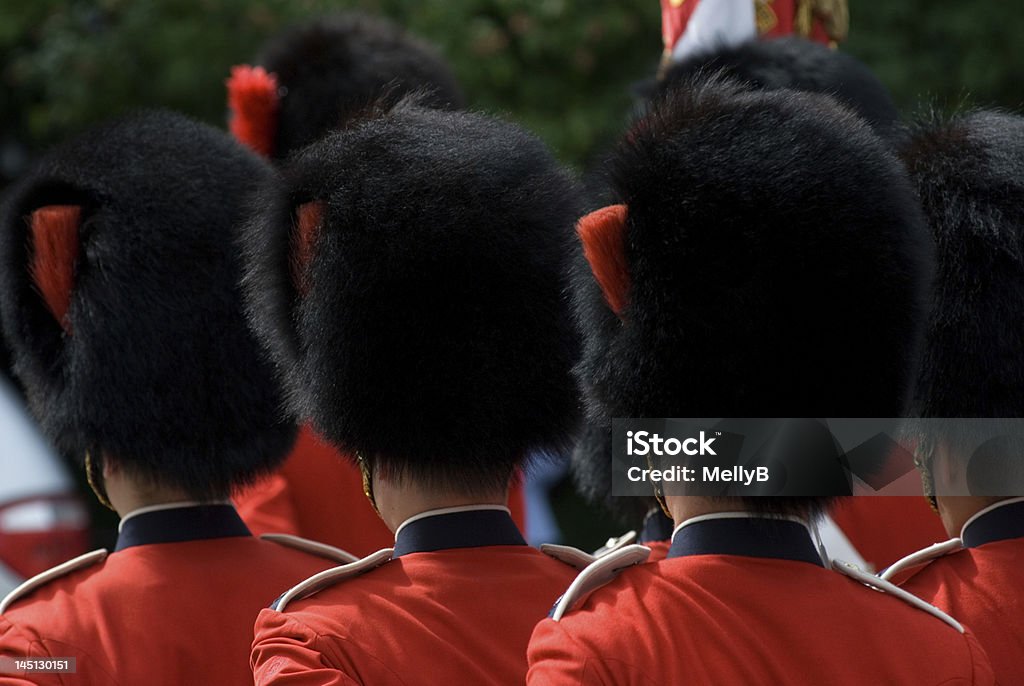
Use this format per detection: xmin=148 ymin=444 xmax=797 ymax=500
xmin=659 ymin=37 xmax=902 ymax=143
xmin=901 ymin=110 xmax=1024 ymax=481
xmin=240 ymin=103 xmax=583 ymax=493
xmin=256 ymin=12 xmax=465 ymax=159
xmin=0 ymin=110 xmax=295 ymax=499
xmin=572 ymin=78 xmax=934 ymax=513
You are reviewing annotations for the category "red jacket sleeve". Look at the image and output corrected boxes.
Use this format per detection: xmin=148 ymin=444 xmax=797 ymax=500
xmin=252 ymin=609 xmax=358 ymax=686
xmin=0 ymin=615 xmax=101 ymax=686
xmin=527 ymin=618 xmax=659 ymax=686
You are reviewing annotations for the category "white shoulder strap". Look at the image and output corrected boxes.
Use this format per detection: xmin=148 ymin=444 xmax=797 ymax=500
xmin=260 ymin=533 xmax=360 ymax=564
xmin=549 ymin=544 xmax=651 ymax=622
xmin=271 ymin=548 xmax=393 ymax=612
xmin=879 ymin=538 xmax=963 ymax=582
xmin=1 ymin=549 xmax=107 ymax=613
xmin=833 ymin=559 xmax=963 ymax=633
xmin=591 ymin=530 xmax=638 ymax=558
xmin=540 ymin=543 xmax=597 ymax=571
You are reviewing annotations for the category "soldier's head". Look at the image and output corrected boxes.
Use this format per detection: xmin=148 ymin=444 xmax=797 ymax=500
xmin=0 ymin=110 xmax=294 ymax=505
xmin=227 ymin=12 xmax=464 ymax=160
xmin=573 ymin=77 xmax=932 ymax=521
xmin=900 ymin=109 xmax=1024 ymax=533
xmin=239 ymin=101 xmax=582 ymax=517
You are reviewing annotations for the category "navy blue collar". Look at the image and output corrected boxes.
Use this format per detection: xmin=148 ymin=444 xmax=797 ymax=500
xmin=392 ymin=508 xmax=526 ymax=558
xmin=962 ymin=499 xmax=1024 ymax=549
xmin=115 ymin=504 xmax=251 ymax=551
xmin=667 ymin=517 xmax=825 ymax=567
xmin=639 ymin=509 xmax=674 ymax=544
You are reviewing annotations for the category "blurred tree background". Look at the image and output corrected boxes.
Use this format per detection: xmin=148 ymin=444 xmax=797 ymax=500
xmin=1 ymin=1 xmax=1022 ymax=549
xmin=2 ymin=0 xmax=1022 ymax=190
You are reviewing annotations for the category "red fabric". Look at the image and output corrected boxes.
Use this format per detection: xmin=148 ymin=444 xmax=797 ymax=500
xmin=234 ymin=425 xmax=393 ymax=557
xmin=28 ymin=206 xmax=81 ymax=333
xmin=661 ymin=0 xmax=834 ymax=57
xmin=234 ymin=425 xmax=528 ymax=557
xmin=0 ymin=537 xmax=337 ymax=685
xmin=0 ymin=530 xmax=89 ymax=580
xmin=830 ymin=495 xmax=947 ymax=571
xmin=226 ymin=65 xmax=279 ymax=157
xmin=900 ymin=538 xmax=1024 ymax=685
xmin=509 ymin=479 xmax=527 ymax=535
xmin=527 ymin=555 xmax=994 ymax=685
xmin=577 ymin=205 xmax=630 ymax=315
xmin=644 ymin=539 xmax=671 ymax=562
xmin=760 ymin=0 xmax=832 ymax=43
xmin=660 ymin=0 xmax=700 ymax=54
xmin=252 ymin=546 xmax=577 ymax=685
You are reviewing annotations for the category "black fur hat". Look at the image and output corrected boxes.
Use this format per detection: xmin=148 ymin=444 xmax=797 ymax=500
xmin=902 ymin=111 xmax=1024 ymax=470
xmin=657 ymin=37 xmax=902 ymax=143
xmin=571 ymin=420 xmax=655 ymax=524
xmin=255 ymin=12 xmax=464 ymax=159
xmin=572 ymin=79 xmax=932 ymax=507
xmin=240 ymin=102 xmax=582 ymax=493
xmin=0 ymin=110 xmax=295 ymax=499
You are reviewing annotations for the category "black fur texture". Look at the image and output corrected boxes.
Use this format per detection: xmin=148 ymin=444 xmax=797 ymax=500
xmin=658 ymin=37 xmax=902 ymax=143
xmin=258 ymin=12 xmax=465 ymax=159
xmin=573 ymin=79 xmax=934 ymax=513
xmin=571 ymin=420 xmax=655 ymax=524
xmin=0 ymin=110 xmax=296 ymax=499
xmin=240 ymin=103 xmax=583 ymax=493
xmin=901 ymin=111 xmax=1024 ymax=474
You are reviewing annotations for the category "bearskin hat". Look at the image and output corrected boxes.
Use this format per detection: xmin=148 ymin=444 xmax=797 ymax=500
xmin=571 ymin=78 xmax=932 ymax=509
xmin=571 ymin=420 xmax=656 ymax=524
xmin=0 ymin=110 xmax=295 ymax=499
xmin=901 ymin=110 xmax=1024 ymax=487
xmin=240 ymin=102 xmax=582 ymax=493
xmin=227 ymin=12 xmax=464 ymax=161
xmin=658 ymin=37 xmax=902 ymax=143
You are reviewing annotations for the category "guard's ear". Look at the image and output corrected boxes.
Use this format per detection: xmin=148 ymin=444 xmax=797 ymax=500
xmin=28 ymin=205 xmax=82 ymax=334
xmin=226 ymin=65 xmax=280 ymax=157
xmin=290 ymin=200 xmax=325 ymax=297
xmin=577 ymin=204 xmax=630 ymax=316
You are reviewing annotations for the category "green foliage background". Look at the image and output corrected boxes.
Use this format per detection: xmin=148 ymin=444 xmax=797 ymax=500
xmin=2 ymin=0 xmax=1022 ymax=187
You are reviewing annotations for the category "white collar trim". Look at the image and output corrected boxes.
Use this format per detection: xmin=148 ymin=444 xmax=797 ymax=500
xmin=118 ymin=500 xmax=231 ymax=533
xmin=394 ymin=504 xmax=510 ymax=542
xmin=960 ymin=496 xmax=1024 ymax=540
xmin=671 ymin=511 xmax=813 ymax=543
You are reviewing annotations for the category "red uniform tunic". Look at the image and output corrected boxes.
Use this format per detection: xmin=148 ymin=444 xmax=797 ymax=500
xmin=897 ymin=499 xmax=1024 ymax=685
xmin=527 ymin=515 xmax=994 ymax=685
xmin=661 ymin=0 xmax=838 ymax=57
xmin=830 ymin=495 xmax=947 ymax=572
xmin=251 ymin=507 xmax=578 ymax=685
xmin=234 ymin=425 xmax=527 ymax=556
xmin=0 ymin=504 xmax=339 ymax=686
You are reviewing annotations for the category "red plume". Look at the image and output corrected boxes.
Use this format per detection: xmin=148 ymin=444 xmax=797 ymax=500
xmin=577 ymin=204 xmax=630 ymax=316
xmin=226 ymin=65 xmax=280 ymax=157
xmin=291 ymin=201 xmax=325 ymax=297
xmin=28 ymin=205 xmax=82 ymax=334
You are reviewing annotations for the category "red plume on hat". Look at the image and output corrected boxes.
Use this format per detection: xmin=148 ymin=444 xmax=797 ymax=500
xmin=28 ymin=205 xmax=81 ymax=334
xmin=226 ymin=65 xmax=280 ymax=157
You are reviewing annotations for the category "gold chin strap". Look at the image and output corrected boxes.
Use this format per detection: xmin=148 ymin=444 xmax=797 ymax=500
xmin=913 ymin=448 xmax=940 ymax=514
xmin=85 ymin=451 xmax=116 ymax=511
xmin=356 ymin=451 xmax=381 ymax=516
xmin=646 ymin=454 xmax=674 ymax=520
